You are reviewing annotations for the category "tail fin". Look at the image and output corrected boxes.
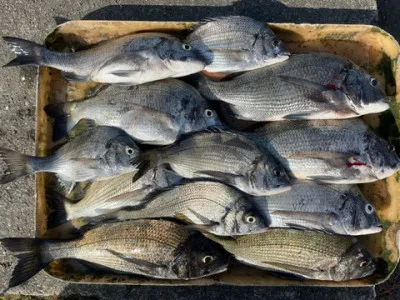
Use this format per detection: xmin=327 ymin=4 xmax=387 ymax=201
xmin=44 ymin=102 xmax=72 ymax=141
xmin=196 ymin=74 xmax=219 ymax=101
xmin=1 ymin=238 xmax=46 ymax=288
xmin=0 ymin=147 xmax=33 ymax=184
xmin=46 ymin=188 xmax=72 ymax=229
xmin=3 ymin=37 xmax=46 ymax=67
xmin=130 ymin=151 xmax=160 ymax=171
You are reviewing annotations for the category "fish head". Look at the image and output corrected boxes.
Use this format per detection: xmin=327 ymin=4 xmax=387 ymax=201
xmin=104 ymin=135 xmax=140 ymax=169
xmin=156 ymin=39 xmax=206 ymax=76
xmin=241 ymin=155 xmax=291 ymax=196
xmin=364 ymin=131 xmax=400 ymax=180
xmin=329 ymin=244 xmax=376 ymax=281
xmin=184 ymin=105 xmax=223 ymax=133
xmin=225 ymin=196 xmax=269 ymax=235
xmin=342 ymin=68 xmax=389 ymax=115
xmin=338 ymin=192 xmax=382 ymax=235
xmin=172 ymin=233 xmax=229 ymax=279
xmin=256 ymin=28 xmax=290 ymax=65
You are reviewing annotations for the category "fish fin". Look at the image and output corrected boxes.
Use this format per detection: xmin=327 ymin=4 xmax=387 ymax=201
xmin=186 ymin=208 xmax=219 ymax=226
xmin=44 ymin=102 xmax=72 ymax=141
xmin=306 ymin=175 xmax=349 ymax=183
xmin=271 ymin=210 xmax=338 ymax=228
xmin=106 ymin=249 xmax=167 ymax=274
xmin=259 ymin=261 xmax=314 ymax=279
xmin=46 ymin=188 xmax=72 ymax=228
xmin=69 ymin=158 xmax=99 ymax=169
xmin=61 ymin=71 xmax=89 ymax=82
xmin=67 ymin=119 xmax=97 ymax=138
xmin=278 ymin=75 xmax=346 ymax=104
xmin=130 ymin=151 xmax=159 ymax=170
xmin=0 ymin=147 xmax=33 ymax=184
xmin=288 ymin=151 xmax=354 ymax=168
xmin=193 ymin=170 xmax=238 ymax=185
xmin=278 ymin=76 xmax=327 ymax=92
xmin=119 ymin=105 xmax=177 ymax=130
xmin=2 ymin=36 xmax=45 ymax=67
xmin=1 ymin=238 xmax=46 ymax=288
xmin=184 ymin=223 xmax=219 ymax=234
xmin=66 ymin=118 xmax=97 ymax=139
xmin=283 ymin=112 xmax=319 ymax=119
xmin=109 ymin=70 xmax=138 ymax=77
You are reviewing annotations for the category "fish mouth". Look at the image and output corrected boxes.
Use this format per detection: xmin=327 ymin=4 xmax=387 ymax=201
xmin=351 ymin=226 xmax=382 ymax=236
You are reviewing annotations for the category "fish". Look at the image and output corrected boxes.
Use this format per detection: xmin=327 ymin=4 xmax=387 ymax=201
xmin=207 ymin=229 xmax=375 ymax=281
xmin=1 ymin=220 xmax=230 ymax=288
xmin=3 ymin=33 xmax=206 ymax=85
xmin=248 ymin=119 xmax=400 ymax=183
xmin=197 ymin=53 xmax=389 ymax=121
xmin=44 ymin=79 xmax=221 ymax=145
xmin=187 ymin=16 xmax=289 ymax=73
xmin=253 ymin=181 xmax=382 ymax=235
xmin=46 ymin=167 xmax=183 ymax=227
xmin=0 ymin=120 xmax=140 ymax=183
xmin=111 ymin=181 xmax=269 ymax=236
xmin=132 ymin=131 xmax=291 ymax=196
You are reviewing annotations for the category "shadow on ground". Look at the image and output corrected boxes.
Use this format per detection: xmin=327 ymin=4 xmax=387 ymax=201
xmin=80 ymin=1 xmax=377 ymax=24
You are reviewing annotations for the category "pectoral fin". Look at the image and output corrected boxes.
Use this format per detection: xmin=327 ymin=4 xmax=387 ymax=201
xmin=193 ymin=170 xmax=238 ymax=186
xmin=259 ymin=261 xmax=316 ymax=279
xmin=270 ymin=210 xmax=338 ymax=228
xmin=62 ymin=71 xmax=90 ymax=82
xmin=288 ymin=151 xmax=356 ymax=168
xmin=69 ymin=158 xmax=99 ymax=169
xmin=106 ymin=249 xmax=167 ymax=275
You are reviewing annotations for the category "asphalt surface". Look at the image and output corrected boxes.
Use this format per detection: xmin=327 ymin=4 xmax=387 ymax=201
xmin=0 ymin=0 xmax=399 ymax=299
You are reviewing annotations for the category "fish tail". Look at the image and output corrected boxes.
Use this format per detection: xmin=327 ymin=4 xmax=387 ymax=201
xmin=46 ymin=188 xmax=72 ymax=228
xmin=44 ymin=102 xmax=73 ymax=141
xmin=1 ymin=238 xmax=46 ymax=288
xmin=0 ymin=147 xmax=34 ymax=184
xmin=130 ymin=150 xmax=160 ymax=170
xmin=197 ymin=74 xmax=218 ymax=100
xmin=3 ymin=36 xmax=46 ymax=67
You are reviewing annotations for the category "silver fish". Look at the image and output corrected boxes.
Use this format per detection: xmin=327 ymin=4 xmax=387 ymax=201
xmin=198 ymin=53 xmax=389 ymax=121
xmin=0 ymin=121 xmax=139 ymax=183
xmin=249 ymin=119 xmax=400 ymax=183
xmin=113 ymin=181 xmax=269 ymax=236
xmin=44 ymin=79 xmax=221 ymax=145
xmin=3 ymin=33 xmax=205 ymax=85
xmin=254 ymin=181 xmax=382 ymax=235
xmin=187 ymin=16 xmax=289 ymax=73
xmin=1 ymin=220 xmax=229 ymax=288
xmin=207 ymin=229 xmax=375 ymax=281
xmin=133 ymin=131 xmax=291 ymax=196
xmin=47 ymin=167 xmax=183 ymax=227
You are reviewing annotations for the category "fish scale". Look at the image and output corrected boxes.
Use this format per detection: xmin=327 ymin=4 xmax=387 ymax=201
xmin=187 ymin=16 xmax=289 ymax=73
xmin=111 ymin=181 xmax=269 ymax=236
xmin=137 ymin=131 xmax=291 ymax=195
xmin=198 ymin=52 xmax=388 ymax=120
xmin=207 ymin=229 xmax=375 ymax=281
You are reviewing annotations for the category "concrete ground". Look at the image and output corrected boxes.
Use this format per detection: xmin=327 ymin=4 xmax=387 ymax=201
xmin=0 ymin=0 xmax=399 ymax=299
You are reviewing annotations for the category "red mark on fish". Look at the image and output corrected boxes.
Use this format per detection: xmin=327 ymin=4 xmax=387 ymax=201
xmin=346 ymin=157 xmax=367 ymax=168
xmin=326 ymin=84 xmax=341 ymax=90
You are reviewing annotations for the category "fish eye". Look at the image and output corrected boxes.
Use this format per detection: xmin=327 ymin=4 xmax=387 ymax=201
xmin=359 ymin=260 xmax=370 ymax=268
xmin=202 ymin=255 xmax=214 ymax=264
xmin=272 ymin=38 xmax=281 ymax=47
xmin=365 ymin=204 xmax=374 ymax=214
xmin=182 ymin=44 xmax=192 ymax=51
xmin=204 ymin=109 xmax=214 ymax=118
xmin=388 ymin=144 xmax=395 ymax=152
xmin=273 ymin=168 xmax=282 ymax=176
xmin=125 ymin=147 xmax=135 ymax=155
xmin=245 ymin=215 xmax=257 ymax=224
xmin=370 ymin=78 xmax=378 ymax=87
